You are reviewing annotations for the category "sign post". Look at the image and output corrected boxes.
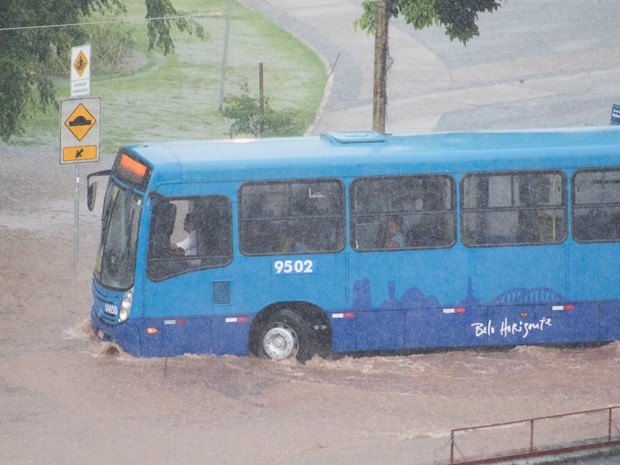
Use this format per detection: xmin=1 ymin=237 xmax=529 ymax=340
xmin=63 ymin=44 xmax=96 ymax=263
xmin=60 ymin=97 xmax=101 ymax=263
xmin=66 ymin=43 xmax=93 ymax=263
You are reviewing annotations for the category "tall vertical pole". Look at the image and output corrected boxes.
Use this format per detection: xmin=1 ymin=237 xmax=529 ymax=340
xmin=373 ymin=0 xmax=389 ymax=134
xmin=259 ymin=62 xmax=264 ymax=137
xmin=218 ymin=0 xmax=233 ymax=111
xmin=259 ymin=62 xmax=264 ymax=114
xmin=74 ymin=163 xmax=80 ymax=263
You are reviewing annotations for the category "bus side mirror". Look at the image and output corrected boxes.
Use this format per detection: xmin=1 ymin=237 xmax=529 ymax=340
xmin=86 ymin=169 xmax=112 ymax=212
xmin=87 ymin=182 xmax=97 ymax=211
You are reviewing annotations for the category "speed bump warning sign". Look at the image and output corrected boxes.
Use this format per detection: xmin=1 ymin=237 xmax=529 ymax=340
xmin=65 ymin=103 xmax=96 ymax=141
xmin=60 ymin=97 xmax=101 ymax=164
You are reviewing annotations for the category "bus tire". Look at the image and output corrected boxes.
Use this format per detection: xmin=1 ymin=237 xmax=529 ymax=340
xmin=254 ymin=309 xmax=316 ymax=362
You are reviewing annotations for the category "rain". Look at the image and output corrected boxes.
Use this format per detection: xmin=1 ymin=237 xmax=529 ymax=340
xmin=2 ymin=1 xmax=620 ymax=464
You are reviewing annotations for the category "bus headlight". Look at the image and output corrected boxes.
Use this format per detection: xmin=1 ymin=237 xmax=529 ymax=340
xmin=119 ymin=288 xmax=133 ymax=322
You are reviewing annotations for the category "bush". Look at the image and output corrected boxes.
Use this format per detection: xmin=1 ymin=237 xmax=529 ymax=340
xmin=222 ymin=80 xmax=299 ymax=138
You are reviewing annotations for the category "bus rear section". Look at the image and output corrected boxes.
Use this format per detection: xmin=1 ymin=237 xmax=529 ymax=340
xmin=340 ymin=166 xmax=620 ymax=352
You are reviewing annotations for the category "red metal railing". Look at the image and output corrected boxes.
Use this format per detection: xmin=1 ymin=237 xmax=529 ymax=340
xmin=449 ymin=405 xmax=620 ymax=464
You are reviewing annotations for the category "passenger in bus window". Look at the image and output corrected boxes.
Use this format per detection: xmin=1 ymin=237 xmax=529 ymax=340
xmin=172 ymin=213 xmax=197 ymax=256
xmin=383 ymin=215 xmax=405 ymax=249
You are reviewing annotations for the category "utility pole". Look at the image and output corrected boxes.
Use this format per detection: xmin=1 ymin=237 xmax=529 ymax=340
xmin=259 ymin=62 xmax=265 ymax=137
xmin=218 ymin=0 xmax=233 ymax=111
xmin=373 ymin=0 xmax=390 ymax=134
xmin=259 ymin=62 xmax=265 ymax=115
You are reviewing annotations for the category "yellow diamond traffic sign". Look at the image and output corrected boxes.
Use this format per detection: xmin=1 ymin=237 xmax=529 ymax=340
xmin=64 ymin=103 xmax=96 ymax=141
xmin=73 ymin=50 xmax=89 ymax=77
xmin=60 ymin=97 xmax=101 ymax=164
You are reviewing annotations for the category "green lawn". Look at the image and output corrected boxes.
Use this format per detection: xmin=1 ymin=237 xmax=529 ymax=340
xmin=16 ymin=0 xmax=326 ymax=155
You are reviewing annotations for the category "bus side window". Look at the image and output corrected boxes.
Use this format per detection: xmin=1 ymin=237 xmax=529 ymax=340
xmin=350 ymin=175 xmax=456 ymax=251
xmin=147 ymin=201 xmax=187 ymax=280
xmin=194 ymin=197 xmax=233 ymax=266
xmin=150 ymin=202 xmax=177 ymax=257
xmin=461 ymin=170 xmax=567 ymax=247
xmin=573 ymin=168 xmax=620 ymax=243
xmin=147 ymin=196 xmax=232 ymax=281
xmin=239 ymin=179 xmax=345 ymax=256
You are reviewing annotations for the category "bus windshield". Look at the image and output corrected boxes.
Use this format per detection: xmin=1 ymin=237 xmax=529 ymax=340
xmin=94 ymin=180 xmax=143 ymax=290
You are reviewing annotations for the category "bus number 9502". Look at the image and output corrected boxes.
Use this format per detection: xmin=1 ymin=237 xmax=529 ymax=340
xmin=273 ymin=259 xmax=314 ymax=275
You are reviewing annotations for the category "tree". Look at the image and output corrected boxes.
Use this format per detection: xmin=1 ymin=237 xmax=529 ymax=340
xmin=356 ymin=0 xmax=502 ymax=133
xmin=144 ymin=0 xmax=204 ymax=54
xmin=0 ymin=0 xmax=204 ymax=141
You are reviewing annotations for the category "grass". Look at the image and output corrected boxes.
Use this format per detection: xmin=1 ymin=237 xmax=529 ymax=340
xmin=14 ymin=0 xmax=326 ymax=156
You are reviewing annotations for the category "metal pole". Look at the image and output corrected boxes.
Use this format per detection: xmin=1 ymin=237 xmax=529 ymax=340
xmin=530 ymin=419 xmax=535 ymax=452
xmin=218 ymin=0 xmax=233 ymax=111
xmin=259 ymin=62 xmax=264 ymax=137
xmin=259 ymin=62 xmax=264 ymax=114
xmin=74 ymin=163 xmax=80 ymax=263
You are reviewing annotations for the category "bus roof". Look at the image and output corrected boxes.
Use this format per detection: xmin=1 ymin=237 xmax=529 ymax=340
xmin=122 ymin=127 xmax=620 ymax=187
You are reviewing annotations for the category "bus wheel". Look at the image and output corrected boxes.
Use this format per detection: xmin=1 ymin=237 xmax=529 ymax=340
xmin=257 ymin=309 xmax=315 ymax=362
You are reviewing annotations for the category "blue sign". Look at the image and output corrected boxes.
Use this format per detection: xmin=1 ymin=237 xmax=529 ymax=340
xmin=611 ymin=104 xmax=620 ymax=125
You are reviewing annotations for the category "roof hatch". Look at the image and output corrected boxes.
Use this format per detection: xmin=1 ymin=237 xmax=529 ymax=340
xmin=320 ymin=131 xmax=387 ymax=144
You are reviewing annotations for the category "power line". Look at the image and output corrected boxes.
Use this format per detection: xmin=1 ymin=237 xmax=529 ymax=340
xmin=0 ymin=1 xmax=366 ymax=33
xmin=0 ymin=14 xmax=212 ymax=33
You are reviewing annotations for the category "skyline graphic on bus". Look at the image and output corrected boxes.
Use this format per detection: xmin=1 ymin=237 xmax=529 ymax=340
xmin=352 ymin=276 xmax=567 ymax=311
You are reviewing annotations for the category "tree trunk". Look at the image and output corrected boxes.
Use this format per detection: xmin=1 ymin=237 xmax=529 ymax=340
xmin=373 ymin=0 xmax=389 ymax=134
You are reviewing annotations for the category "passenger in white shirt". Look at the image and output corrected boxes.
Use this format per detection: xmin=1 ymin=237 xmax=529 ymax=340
xmin=173 ymin=213 xmax=197 ymax=256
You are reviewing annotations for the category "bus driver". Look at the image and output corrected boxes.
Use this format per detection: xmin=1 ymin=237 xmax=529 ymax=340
xmin=172 ymin=213 xmax=197 ymax=256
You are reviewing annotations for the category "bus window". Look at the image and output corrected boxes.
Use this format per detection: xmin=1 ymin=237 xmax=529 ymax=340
xmin=147 ymin=195 xmax=232 ymax=280
xmin=461 ymin=170 xmax=567 ymax=247
xmin=350 ymin=175 xmax=456 ymax=251
xmin=573 ymin=168 xmax=620 ymax=242
xmin=239 ymin=179 xmax=345 ymax=255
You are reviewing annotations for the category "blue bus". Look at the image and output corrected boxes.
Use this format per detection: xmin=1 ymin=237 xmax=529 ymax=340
xmin=88 ymin=127 xmax=620 ymax=361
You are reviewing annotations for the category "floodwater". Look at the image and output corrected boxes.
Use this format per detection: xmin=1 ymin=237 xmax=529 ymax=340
xmin=5 ymin=309 xmax=620 ymax=465
xmin=1 ymin=144 xmax=619 ymax=463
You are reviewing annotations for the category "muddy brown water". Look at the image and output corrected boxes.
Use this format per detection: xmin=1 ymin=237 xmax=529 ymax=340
xmin=1 ymin=145 xmax=618 ymax=465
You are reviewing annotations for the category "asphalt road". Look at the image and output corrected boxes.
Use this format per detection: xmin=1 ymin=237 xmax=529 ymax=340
xmin=242 ymin=0 xmax=620 ymax=134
